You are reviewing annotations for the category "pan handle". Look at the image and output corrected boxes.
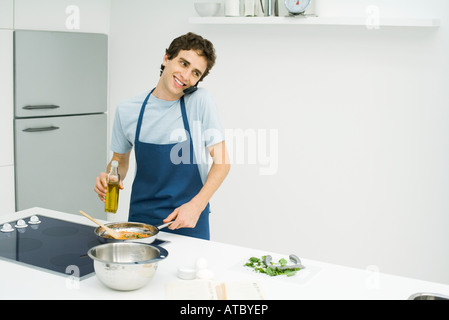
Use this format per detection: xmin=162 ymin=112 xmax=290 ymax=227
xmin=157 ymin=221 xmax=173 ymax=230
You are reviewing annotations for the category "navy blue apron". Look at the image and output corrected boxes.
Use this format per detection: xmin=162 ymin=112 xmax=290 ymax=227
xmin=129 ymin=89 xmax=210 ymax=240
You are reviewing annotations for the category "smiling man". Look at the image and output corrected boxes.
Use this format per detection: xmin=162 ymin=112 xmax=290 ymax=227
xmin=94 ymin=33 xmax=230 ymax=240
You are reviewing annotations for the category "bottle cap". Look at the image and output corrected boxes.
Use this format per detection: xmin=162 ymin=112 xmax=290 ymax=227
xmin=111 ymin=160 xmax=119 ymax=167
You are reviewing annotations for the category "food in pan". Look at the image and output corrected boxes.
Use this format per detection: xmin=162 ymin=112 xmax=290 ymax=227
xmin=104 ymin=231 xmax=150 ymax=240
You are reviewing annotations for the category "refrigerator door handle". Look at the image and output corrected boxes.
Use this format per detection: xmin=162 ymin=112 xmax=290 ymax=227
xmin=22 ymin=105 xmax=60 ymax=110
xmin=22 ymin=126 xmax=60 ymax=133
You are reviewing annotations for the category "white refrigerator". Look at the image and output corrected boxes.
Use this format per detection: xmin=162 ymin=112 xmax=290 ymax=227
xmin=14 ymin=30 xmax=108 ymax=219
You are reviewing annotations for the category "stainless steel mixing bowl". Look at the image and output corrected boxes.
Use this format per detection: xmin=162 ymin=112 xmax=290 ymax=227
xmin=87 ymin=242 xmax=168 ymax=291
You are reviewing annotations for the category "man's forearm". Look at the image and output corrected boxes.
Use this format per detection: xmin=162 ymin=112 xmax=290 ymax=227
xmin=192 ymin=141 xmax=230 ymax=210
xmin=192 ymin=161 xmax=231 ymax=211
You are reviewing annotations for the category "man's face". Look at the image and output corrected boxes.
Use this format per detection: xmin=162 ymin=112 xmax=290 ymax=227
xmin=161 ymin=50 xmax=208 ymax=99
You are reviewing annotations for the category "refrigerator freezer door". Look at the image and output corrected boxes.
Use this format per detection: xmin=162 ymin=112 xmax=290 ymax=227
xmin=14 ymin=30 xmax=107 ymax=118
xmin=15 ymin=114 xmax=107 ymax=219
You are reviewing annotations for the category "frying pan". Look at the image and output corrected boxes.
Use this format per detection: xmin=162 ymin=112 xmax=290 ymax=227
xmin=94 ymin=221 xmax=173 ymax=244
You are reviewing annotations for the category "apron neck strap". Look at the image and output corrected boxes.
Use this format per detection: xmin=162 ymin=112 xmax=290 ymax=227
xmin=135 ymin=89 xmax=190 ymax=144
xmin=179 ymin=96 xmax=191 ymax=136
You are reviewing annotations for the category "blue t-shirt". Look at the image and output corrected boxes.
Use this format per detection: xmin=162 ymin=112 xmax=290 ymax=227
xmin=111 ymin=88 xmax=225 ymax=183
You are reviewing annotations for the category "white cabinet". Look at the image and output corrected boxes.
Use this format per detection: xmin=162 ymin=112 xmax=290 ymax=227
xmin=0 ymin=29 xmax=14 ymax=214
xmin=0 ymin=166 xmax=15 ymax=214
xmin=14 ymin=0 xmax=110 ymax=33
xmin=0 ymin=30 xmax=13 ymax=167
xmin=0 ymin=0 xmax=13 ymax=29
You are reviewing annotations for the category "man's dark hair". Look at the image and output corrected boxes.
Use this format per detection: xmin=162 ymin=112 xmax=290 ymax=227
xmin=160 ymin=32 xmax=216 ymax=82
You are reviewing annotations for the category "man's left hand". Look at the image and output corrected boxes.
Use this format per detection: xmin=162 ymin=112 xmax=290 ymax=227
xmin=163 ymin=200 xmax=203 ymax=230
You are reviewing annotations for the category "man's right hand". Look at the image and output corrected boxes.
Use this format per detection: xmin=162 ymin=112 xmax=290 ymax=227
xmin=95 ymin=152 xmax=130 ymax=202
xmin=94 ymin=172 xmax=109 ymax=202
xmin=94 ymin=172 xmax=124 ymax=202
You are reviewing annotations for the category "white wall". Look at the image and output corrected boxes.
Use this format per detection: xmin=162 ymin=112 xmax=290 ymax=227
xmin=108 ymin=0 xmax=449 ymax=285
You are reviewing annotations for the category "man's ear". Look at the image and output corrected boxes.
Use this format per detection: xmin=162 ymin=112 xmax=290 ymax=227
xmin=162 ymin=54 xmax=170 ymax=67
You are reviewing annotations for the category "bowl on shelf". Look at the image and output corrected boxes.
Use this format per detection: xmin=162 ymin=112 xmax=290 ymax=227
xmin=194 ymin=2 xmax=221 ymax=17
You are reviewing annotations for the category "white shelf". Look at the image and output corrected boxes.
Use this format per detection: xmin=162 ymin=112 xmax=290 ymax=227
xmin=189 ymin=16 xmax=440 ymax=27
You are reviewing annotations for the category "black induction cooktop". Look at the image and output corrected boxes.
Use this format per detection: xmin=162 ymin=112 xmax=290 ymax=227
xmin=0 ymin=215 xmax=99 ymax=279
xmin=0 ymin=215 xmax=168 ymax=280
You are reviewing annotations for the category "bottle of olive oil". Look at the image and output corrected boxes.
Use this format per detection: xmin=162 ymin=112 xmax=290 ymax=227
xmin=105 ymin=160 xmax=120 ymax=213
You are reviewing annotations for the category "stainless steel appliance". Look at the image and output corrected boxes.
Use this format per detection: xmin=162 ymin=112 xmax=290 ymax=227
xmin=14 ymin=30 xmax=108 ymax=219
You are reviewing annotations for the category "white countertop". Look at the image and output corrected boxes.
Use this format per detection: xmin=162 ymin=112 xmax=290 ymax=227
xmin=1 ymin=207 xmax=449 ymax=300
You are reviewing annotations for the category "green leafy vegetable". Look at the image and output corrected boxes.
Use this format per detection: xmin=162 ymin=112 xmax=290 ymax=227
xmin=279 ymin=258 xmax=287 ymax=267
xmin=244 ymin=255 xmax=301 ymax=277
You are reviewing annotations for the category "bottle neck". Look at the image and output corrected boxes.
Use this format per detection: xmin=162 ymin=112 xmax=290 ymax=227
xmin=108 ymin=165 xmax=120 ymax=183
xmin=109 ymin=166 xmax=117 ymax=175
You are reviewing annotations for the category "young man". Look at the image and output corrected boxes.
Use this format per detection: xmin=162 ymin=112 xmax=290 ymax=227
xmin=94 ymin=33 xmax=230 ymax=240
